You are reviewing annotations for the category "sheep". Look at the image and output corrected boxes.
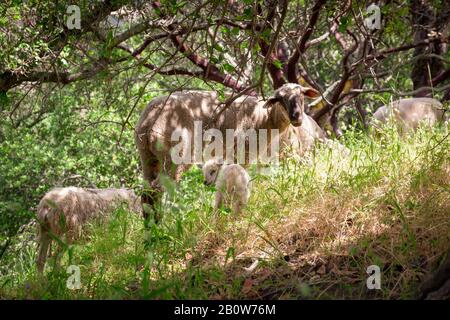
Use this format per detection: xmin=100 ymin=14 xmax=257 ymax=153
xmin=281 ymin=114 xmax=327 ymax=156
xmin=36 ymin=187 xmax=140 ymax=273
xmin=281 ymin=114 xmax=350 ymax=159
xmin=135 ymin=83 xmax=320 ymax=219
xmin=202 ymin=158 xmax=251 ymax=216
xmin=372 ymin=98 xmax=447 ymax=133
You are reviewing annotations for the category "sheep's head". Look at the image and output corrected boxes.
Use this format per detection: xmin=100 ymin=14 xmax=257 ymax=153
xmin=267 ymin=83 xmax=320 ymax=127
xmin=202 ymin=158 xmax=223 ymax=186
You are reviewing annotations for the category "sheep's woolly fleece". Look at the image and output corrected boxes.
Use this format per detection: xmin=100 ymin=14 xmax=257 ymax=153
xmin=37 ymin=187 xmax=140 ymax=240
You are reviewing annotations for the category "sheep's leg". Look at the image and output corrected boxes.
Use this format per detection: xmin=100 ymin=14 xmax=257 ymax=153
xmin=231 ymin=188 xmax=244 ymax=216
xmin=36 ymin=229 xmax=51 ymax=274
xmin=52 ymin=244 xmax=64 ymax=272
xmin=174 ymin=163 xmax=191 ymax=182
xmin=142 ymin=180 xmax=162 ymax=224
xmin=47 ymin=241 xmax=53 ymax=257
xmin=51 ymin=233 xmax=70 ymax=272
xmin=139 ymin=150 xmax=162 ymax=223
xmin=232 ymin=200 xmax=243 ymax=216
xmin=136 ymin=132 xmax=163 ymax=222
xmin=160 ymin=152 xmax=192 ymax=182
xmin=233 ymin=185 xmax=249 ymax=216
xmin=214 ymin=192 xmax=223 ymax=215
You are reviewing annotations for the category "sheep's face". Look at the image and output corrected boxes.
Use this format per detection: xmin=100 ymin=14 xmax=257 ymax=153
xmin=273 ymin=84 xmax=320 ymax=127
xmin=202 ymin=159 xmax=222 ymax=186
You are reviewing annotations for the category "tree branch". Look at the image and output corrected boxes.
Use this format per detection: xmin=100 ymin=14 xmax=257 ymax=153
xmin=313 ymin=29 xmax=358 ymax=122
xmin=151 ymin=1 xmax=251 ymax=93
xmin=286 ymin=0 xmax=326 ymax=83
xmin=256 ymin=0 xmax=289 ymax=89
xmin=0 ymin=59 xmax=110 ymax=91
xmin=353 ymin=36 xmax=449 ymax=68
xmin=342 ymin=82 xmax=450 ymax=98
xmin=115 ymin=43 xmax=203 ymax=77
xmin=432 ymin=69 xmax=450 ymax=87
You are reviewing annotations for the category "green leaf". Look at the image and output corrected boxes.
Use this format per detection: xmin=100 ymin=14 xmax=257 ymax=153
xmin=260 ymin=29 xmax=271 ymax=45
xmin=231 ymin=27 xmax=240 ymax=36
xmin=339 ymin=16 xmax=350 ymax=33
xmin=273 ymin=59 xmax=283 ymax=70
xmin=210 ymin=56 xmax=220 ymax=64
xmin=243 ymin=8 xmax=252 ymax=18
xmin=0 ymin=91 xmax=9 ymax=108
xmin=223 ymin=63 xmax=235 ymax=73
xmin=214 ymin=44 xmax=224 ymax=53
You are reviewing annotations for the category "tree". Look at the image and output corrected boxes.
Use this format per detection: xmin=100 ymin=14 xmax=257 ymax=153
xmin=1 ymin=0 xmax=449 ymax=135
xmin=410 ymin=0 xmax=450 ymax=98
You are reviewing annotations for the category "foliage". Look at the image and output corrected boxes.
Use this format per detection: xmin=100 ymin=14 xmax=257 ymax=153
xmin=0 ymin=77 xmax=144 ymax=242
xmin=1 ymin=123 xmax=448 ymax=299
xmin=0 ymin=0 xmax=449 ymax=300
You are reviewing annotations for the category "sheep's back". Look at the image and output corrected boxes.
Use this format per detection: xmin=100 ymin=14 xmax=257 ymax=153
xmin=37 ymin=187 xmax=93 ymax=237
xmin=219 ymin=96 xmax=268 ymax=131
xmin=373 ymin=98 xmax=444 ymax=131
xmin=395 ymin=98 xmax=443 ymax=128
xmin=135 ymin=91 xmax=221 ymax=155
xmin=218 ymin=165 xmax=250 ymax=198
xmin=37 ymin=187 xmax=129 ymax=239
xmin=86 ymin=188 xmax=140 ymax=213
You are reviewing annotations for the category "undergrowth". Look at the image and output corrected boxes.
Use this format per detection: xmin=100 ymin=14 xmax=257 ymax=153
xmin=0 ymin=123 xmax=449 ymax=299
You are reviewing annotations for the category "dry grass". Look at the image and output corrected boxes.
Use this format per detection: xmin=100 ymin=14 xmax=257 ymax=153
xmin=186 ymin=127 xmax=450 ymax=299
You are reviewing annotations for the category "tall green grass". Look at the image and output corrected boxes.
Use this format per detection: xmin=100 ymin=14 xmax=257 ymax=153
xmin=1 ymin=123 xmax=448 ymax=299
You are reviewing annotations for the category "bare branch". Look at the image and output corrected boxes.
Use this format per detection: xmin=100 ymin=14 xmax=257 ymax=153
xmin=286 ymin=0 xmax=326 ymax=83
xmin=313 ymin=28 xmax=358 ymax=122
xmin=305 ymin=31 xmax=330 ymax=49
xmin=256 ymin=0 xmax=287 ymax=89
xmin=432 ymin=69 xmax=450 ymax=87
xmin=342 ymin=82 xmax=450 ymax=98
xmin=353 ymin=36 xmax=449 ymax=68
xmin=151 ymin=1 xmax=250 ymax=93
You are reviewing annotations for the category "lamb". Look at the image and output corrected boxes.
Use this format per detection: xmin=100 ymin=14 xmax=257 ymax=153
xmin=36 ymin=187 xmax=140 ymax=273
xmin=202 ymin=158 xmax=251 ymax=216
xmin=135 ymin=83 xmax=320 ymax=219
xmin=372 ymin=98 xmax=447 ymax=133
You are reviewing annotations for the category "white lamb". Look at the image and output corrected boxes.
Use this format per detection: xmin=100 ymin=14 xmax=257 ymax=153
xmin=202 ymin=159 xmax=251 ymax=216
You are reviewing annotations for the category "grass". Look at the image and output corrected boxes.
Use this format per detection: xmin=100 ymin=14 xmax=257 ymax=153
xmin=0 ymin=123 xmax=449 ymax=299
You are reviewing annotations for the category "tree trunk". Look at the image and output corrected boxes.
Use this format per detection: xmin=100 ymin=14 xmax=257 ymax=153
xmin=410 ymin=0 xmax=449 ymax=97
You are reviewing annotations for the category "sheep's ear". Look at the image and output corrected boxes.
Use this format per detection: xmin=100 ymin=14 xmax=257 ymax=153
xmin=302 ymin=87 xmax=320 ymax=99
xmin=263 ymin=96 xmax=279 ymax=108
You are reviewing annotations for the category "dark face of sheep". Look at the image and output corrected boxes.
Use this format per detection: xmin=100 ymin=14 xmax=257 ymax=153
xmin=271 ymin=84 xmax=320 ymax=127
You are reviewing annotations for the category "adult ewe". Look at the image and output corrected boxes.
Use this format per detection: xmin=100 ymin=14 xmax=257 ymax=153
xmin=372 ymin=98 xmax=447 ymax=133
xmin=36 ymin=187 xmax=140 ymax=273
xmin=135 ymin=83 xmax=320 ymax=219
